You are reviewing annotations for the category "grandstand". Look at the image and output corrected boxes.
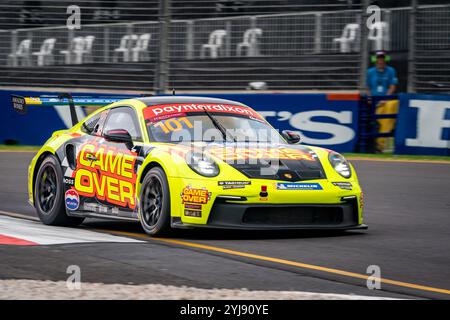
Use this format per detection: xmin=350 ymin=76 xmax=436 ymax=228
xmin=0 ymin=1 xmax=449 ymax=93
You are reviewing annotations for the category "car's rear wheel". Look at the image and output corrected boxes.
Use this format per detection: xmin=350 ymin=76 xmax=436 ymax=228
xmin=34 ymin=154 xmax=84 ymax=226
xmin=139 ymin=167 xmax=171 ymax=236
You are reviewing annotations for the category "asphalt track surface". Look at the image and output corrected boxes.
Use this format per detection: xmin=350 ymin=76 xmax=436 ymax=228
xmin=0 ymin=151 xmax=449 ymax=300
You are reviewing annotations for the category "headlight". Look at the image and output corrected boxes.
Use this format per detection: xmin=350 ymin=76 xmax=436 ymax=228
xmin=328 ymin=152 xmax=352 ymax=178
xmin=187 ymin=152 xmax=219 ymax=177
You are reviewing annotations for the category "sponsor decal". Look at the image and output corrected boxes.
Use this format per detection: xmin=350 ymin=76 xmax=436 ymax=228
xmin=72 ymin=142 xmax=137 ymax=209
xmin=207 ymin=147 xmax=315 ymax=161
xmin=218 ymin=181 xmax=251 ymax=189
xmin=332 ymin=182 xmax=353 ymax=190
xmin=184 ymin=209 xmax=202 ymax=217
xmin=11 ymin=95 xmax=26 ymax=114
xmin=181 ymin=186 xmax=211 ymax=204
xmin=144 ymin=103 xmax=264 ymax=123
xmin=65 ymin=189 xmax=79 ymax=210
xmin=276 ymin=182 xmax=323 ymax=190
xmin=83 ymin=202 xmax=108 ymax=214
xmin=184 ymin=203 xmax=202 ymax=210
xmin=63 ymin=177 xmax=75 ymax=186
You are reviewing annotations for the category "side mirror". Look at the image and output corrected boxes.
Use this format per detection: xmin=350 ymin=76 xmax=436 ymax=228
xmin=282 ymin=130 xmax=301 ymax=144
xmin=104 ymin=129 xmax=133 ymax=148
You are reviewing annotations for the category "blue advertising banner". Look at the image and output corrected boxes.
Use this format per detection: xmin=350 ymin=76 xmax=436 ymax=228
xmin=395 ymin=93 xmax=450 ymax=156
xmin=192 ymin=93 xmax=361 ymax=153
xmin=0 ymin=90 xmax=361 ymax=152
xmin=0 ymin=89 xmax=133 ymax=146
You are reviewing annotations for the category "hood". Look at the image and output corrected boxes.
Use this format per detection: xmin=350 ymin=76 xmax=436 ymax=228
xmin=173 ymin=142 xmax=327 ymax=182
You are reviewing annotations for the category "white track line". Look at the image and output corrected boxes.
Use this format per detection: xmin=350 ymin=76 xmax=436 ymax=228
xmin=0 ymin=210 xmax=39 ymax=221
xmin=0 ymin=215 xmax=143 ymax=245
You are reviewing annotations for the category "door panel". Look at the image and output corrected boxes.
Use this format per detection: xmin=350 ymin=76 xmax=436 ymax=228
xmin=60 ymin=107 xmax=144 ymax=220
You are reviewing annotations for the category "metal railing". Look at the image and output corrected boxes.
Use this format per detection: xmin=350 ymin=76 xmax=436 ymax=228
xmin=4 ymin=10 xmax=371 ymax=65
xmin=0 ymin=3 xmax=449 ymax=93
xmin=413 ymin=4 xmax=450 ymax=93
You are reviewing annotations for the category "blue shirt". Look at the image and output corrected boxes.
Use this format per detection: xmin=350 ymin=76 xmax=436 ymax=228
xmin=366 ymin=66 xmax=398 ymax=96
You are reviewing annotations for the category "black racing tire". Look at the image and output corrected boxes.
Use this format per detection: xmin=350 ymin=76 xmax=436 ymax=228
xmin=34 ymin=154 xmax=85 ymax=226
xmin=139 ymin=167 xmax=171 ymax=236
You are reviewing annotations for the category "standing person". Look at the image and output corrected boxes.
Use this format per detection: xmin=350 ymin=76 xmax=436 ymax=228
xmin=366 ymin=50 xmax=398 ymax=96
xmin=366 ymin=51 xmax=399 ymax=153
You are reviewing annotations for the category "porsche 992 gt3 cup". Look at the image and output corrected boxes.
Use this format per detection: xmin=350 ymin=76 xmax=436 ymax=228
xmin=14 ymin=95 xmax=366 ymax=235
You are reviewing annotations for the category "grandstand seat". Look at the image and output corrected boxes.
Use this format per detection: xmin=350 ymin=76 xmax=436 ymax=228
xmin=200 ymin=29 xmax=227 ymax=59
xmin=236 ymin=28 xmax=262 ymax=57
xmin=368 ymin=21 xmax=389 ymax=51
xmin=32 ymin=38 xmax=56 ymax=66
xmin=333 ymin=24 xmax=360 ymax=53
xmin=131 ymin=33 xmax=151 ymax=62
xmin=113 ymin=34 xmax=138 ymax=62
xmin=82 ymin=35 xmax=95 ymax=63
xmin=60 ymin=36 xmax=85 ymax=64
xmin=8 ymin=39 xmax=32 ymax=67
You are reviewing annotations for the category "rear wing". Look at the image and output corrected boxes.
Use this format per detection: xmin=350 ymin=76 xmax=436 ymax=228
xmin=11 ymin=93 xmax=131 ymax=126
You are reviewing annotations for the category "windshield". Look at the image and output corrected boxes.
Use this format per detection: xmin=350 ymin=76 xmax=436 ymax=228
xmin=143 ymin=103 xmax=282 ymax=143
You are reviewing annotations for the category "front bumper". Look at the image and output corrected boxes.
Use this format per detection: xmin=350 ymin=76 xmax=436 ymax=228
xmin=172 ymin=197 xmax=367 ymax=231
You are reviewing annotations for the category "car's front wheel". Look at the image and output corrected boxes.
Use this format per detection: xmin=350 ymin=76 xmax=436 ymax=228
xmin=139 ymin=167 xmax=171 ymax=236
xmin=34 ymin=154 xmax=84 ymax=226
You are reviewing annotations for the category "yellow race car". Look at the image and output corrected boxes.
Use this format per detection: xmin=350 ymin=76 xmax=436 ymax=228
xmin=16 ymin=95 xmax=366 ymax=235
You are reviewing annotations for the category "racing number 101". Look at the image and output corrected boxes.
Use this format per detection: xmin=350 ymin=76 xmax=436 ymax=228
xmin=154 ymin=117 xmax=193 ymax=134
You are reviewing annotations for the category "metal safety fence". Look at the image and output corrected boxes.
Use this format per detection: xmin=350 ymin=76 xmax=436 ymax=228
xmin=412 ymin=4 xmax=450 ymax=93
xmin=0 ymin=2 xmax=449 ymax=93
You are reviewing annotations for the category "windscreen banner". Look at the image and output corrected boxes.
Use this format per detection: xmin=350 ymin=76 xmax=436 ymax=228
xmin=395 ymin=93 xmax=450 ymax=156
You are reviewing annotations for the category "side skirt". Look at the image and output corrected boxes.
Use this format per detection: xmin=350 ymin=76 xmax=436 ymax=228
xmin=67 ymin=211 xmax=139 ymax=222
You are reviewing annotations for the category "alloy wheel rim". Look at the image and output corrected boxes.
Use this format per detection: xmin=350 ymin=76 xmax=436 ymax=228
xmin=142 ymin=176 xmax=163 ymax=228
xmin=38 ymin=165 xmax=58 ymax=214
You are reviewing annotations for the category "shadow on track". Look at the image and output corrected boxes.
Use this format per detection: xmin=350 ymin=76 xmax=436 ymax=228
xmin=82 ymin=219 xmax=367 ymax=241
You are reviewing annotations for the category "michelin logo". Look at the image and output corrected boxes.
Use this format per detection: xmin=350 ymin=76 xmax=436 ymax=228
xmin=276 ymin=183 xmax=323 ymax=190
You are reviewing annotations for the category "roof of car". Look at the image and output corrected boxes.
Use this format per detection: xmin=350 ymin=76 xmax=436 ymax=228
xmin=136 ymin=96 xmax=248 ymax=107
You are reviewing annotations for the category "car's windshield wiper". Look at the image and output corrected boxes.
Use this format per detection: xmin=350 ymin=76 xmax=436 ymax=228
xmin=201 ymin=107 xmax=236 ymax=142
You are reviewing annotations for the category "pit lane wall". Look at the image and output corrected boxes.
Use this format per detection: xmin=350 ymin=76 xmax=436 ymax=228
xmin=0 ymin=89 xmax=449 ymax=156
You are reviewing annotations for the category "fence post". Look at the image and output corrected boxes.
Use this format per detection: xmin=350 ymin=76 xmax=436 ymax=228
xmin=67 ymin=29 xmax=74 ymax=64
xmin=11 ymin=30 xmax=17 ymax=67
xmin=250 ymin=16 xmax=257 ymax=29
xmin=186 ymin=20 xmax=194 ymax=60
xmin=359 ymin=0 xmax=370 ymax=92
xmin=407 ymin=0 xmax=417 ymax=93
xmin=225 ymin=20 xmax=232 ymax=57
xmin=126 ymin=23 xmax=133 ymax=63
xmin=314 ymin=13 xmax=322 ymax=54
xmin=154 ymin=0 xmax=171 ymax=94
xmin=104 ymin=26 xmax=110 ymax=63
xmin=385 ymin=9 xmax=392 ymax=51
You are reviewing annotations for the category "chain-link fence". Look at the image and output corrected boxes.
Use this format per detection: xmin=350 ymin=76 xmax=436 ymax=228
xmin=0 ymin=1 xmax=449 ymax=93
